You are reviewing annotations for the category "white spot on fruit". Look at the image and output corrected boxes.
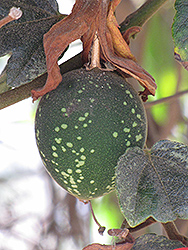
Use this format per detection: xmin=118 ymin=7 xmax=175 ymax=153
xmin=55 ymin=127 xmax=60 ymax=132
xmin=67 ymin=169 xmax=73 ymax=174
xmin=79 ymin=117 xmax=85 ymax=122
xmin=61 ymin=108 xmax=66 ymax=112
xmin=61 ymin=146 xmax=66 ymax=152
xmin=76 ymin=161 xmax=85 ymax=167
xmin=67 ymin=142 xmax=73 ymax=148
xmin=52 ymin=145 xmax=57 ymax=151
xmin=55 ymin=138 xmax=62 ymax=144
xmin=113 ymin=132 xmax=118 ymax=138
xmin=123 ymin=128 xmax=130 ymax=133
xmin=61 ymin=124 xmax=68 ymax=129
xmin=80 ymin=155 xmax=86 ymax=160
xmin=52 ymin=152 xmax=58 ymax=157
xmin=136 ymin=134 xmax=143 ymax=142
xmin=132 ymin=122 xmax=137 ymax=127
xmin=80 ymin=147 xmax=85 ymax=153
xmin=61 ymin=171 xmax=69 ymax=177
xmin=71 ymin=184 xmax=78 ymax=188
xmin=76 ymin=169 xmax=82 ymax=173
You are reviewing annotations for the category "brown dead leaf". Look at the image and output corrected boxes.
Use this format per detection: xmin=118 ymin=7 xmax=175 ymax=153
xmin=107 ymin=0 xmax=136 ymax=60
xmin=31 ymin=0 xmax=156 ymax=101
xmin=98 ymin=1 xmax=156 ymax=98
xmin=122 ymin=26 xmax=142 ymax=45
xmin=31 ymin=0 xmax=102 ymax=100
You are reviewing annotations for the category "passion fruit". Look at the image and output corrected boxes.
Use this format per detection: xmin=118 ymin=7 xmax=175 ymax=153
xmin=35 ymin=68 xmax=147 ymax=200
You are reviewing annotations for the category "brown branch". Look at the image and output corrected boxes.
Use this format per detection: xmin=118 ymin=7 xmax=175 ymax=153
xmin=120 ymin=0 xmax=168 ymax=33
xmin=0 ymin=53 xmax=83 ymax=110
xmin=144 ymin=89 xmax=188 ymax=109
xmin=121 ymin=217 xmax=157 ymax=233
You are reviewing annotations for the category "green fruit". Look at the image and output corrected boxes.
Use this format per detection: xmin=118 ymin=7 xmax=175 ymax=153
xmin=35 ymin=68 xmax=147 ymax=200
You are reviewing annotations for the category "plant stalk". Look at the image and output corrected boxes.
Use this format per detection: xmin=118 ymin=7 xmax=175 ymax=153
xmin=0 ymin=53 xmax=83 ymax=110
xmin=120 ymin=0 xmax=169 ymax=33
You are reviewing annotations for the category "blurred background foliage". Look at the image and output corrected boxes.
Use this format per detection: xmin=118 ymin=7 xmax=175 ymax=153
xmin=0 ymin=0 xmax=188 ymax=249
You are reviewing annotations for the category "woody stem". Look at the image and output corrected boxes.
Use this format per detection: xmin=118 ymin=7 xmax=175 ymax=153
xmin=120 ymin=0 xmax=168 ymax=33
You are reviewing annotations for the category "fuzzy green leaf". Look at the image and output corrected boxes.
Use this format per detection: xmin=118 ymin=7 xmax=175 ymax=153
xmin=0 ymin=0 xmax=65 ymax=88
xmin=116 ymin=140 xmax=188 ymax=227
xmin=172 ymin=0 xmax=188 ymax=70
xmin=132 ymin=233 xmax=186 ymax=249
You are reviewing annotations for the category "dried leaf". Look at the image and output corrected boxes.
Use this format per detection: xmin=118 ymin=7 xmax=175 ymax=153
xmin=98 ymin=0 xmax=157 ymax=97
xmin=31 ymin=0 xmax=156 ymax=101
xmin=31 ymin=0 xmax=102 ymax=100
xmin=107 ymin=0 xmax=136 ymax=60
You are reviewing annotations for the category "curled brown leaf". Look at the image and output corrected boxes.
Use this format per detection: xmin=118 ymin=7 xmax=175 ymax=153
xmin=31 ymin=0 xmax=102 ymax=100
xmin=31 ymin=0 xmax=157 ymax=101
xmin=98 ymin=0 xmax=156 ymax=97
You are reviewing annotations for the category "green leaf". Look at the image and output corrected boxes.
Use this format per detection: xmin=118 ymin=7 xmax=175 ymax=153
xmin=172 ymin=0 xmax=188 ymax=70
xmin=116 ymin=140 xmax=188 ymax=227
xmin=0 ymin=0 xmax=65 ymax=87
xmin=132 ymin=233 xmax=186 ymax=249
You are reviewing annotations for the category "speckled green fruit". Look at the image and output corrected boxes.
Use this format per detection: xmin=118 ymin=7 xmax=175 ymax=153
xmin=35 ymin=68 xmax=147 ymax=200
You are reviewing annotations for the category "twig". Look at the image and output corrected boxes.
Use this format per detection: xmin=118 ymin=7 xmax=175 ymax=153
xmin=89 ymin=201 xmax=106 ymax=235
xmin=120 ymin=0 xmax=168 ymax=33
xmin=0 ymin=53 xmax=83 ymax=110
xmin=162 ymin=221 xmax=188 ymax=247
xmin=121 ymin=217 xmax=157 ymax=232
xmin=144 ymin=89 xmax=188 ymax=109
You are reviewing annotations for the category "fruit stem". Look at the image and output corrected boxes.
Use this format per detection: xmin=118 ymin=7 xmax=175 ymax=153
xmin=89 ymin=32 xmax=101 ymax=69
xmin=89 ymin=201 xmax=106 ymax=235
